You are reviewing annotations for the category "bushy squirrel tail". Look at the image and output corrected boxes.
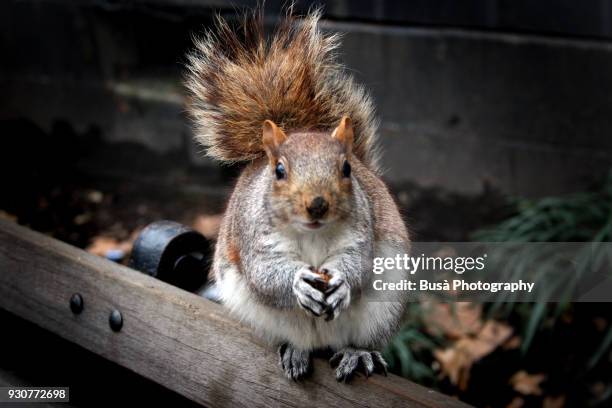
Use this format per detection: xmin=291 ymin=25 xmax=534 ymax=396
xmin=185 ymin=8 xmax=380 ymax=171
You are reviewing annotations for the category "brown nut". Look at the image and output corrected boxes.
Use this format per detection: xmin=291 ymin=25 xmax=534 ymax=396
xmin=311 ymin=268 xmax=331 ymax=292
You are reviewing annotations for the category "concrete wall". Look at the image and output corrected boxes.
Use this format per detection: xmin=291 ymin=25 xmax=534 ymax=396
xmin=336 ymin=23 xmax=612 ymax=195
xmin=2 ymin=0 xmax=611 ymax=196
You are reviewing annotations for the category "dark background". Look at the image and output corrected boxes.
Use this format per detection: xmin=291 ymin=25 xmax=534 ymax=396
xmin=2 ymin=0 xmax=612 ymax=199
xmin=1 ymin=1 xmax=611 ymax=407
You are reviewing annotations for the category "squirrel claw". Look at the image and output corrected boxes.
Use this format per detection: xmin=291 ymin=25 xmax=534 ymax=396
xmin=301 ymin=273 xmax=327 ymax=285
xmin=323 ymin=275 xmax=350 ymax=321
xmin=279 ymin=343 xmax=311 ymax=381
xmin=330 ymin=348 xmax=388 ymax=382
xmin=293 ymin=268 xmax=327 ymax=317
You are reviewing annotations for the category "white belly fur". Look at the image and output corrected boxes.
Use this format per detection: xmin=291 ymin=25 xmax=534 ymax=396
xmin=217 ymin=242 xmax=404 ymax=351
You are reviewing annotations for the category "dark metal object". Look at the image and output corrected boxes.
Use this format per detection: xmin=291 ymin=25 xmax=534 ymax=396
xmin=69 ymin=293 xmax=83 ymax=314
xmin=109 ymin=309 xmax=123 ymax=332
xmin=129 ymin=220 xmax=211 ymax=293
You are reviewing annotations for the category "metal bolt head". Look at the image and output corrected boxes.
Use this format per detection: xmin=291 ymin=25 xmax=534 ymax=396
xmin=109 ymin=309 xmax=123 ymax=332
xmin=70 ymin=293 xmax=84 ymax=314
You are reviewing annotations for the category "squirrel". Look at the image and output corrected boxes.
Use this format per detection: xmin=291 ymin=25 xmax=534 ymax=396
xmin=185 ymin=8 xmax=410 ymax=382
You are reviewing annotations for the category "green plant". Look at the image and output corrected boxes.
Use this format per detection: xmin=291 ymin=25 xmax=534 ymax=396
xmin=473 ymin=171 xmax=612 ymax=243
xmin=472 ymin=171 xmax=612 ymax=355
xmin=386 ymin=172 xmax=611 ymax=397
xmin=383 ymin=303 xmax=440 ymax=384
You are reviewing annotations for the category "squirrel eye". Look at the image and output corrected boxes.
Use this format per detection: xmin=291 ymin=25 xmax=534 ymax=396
xmin=275 ymin=162 xmax=286 ymax=180
xmin=342 ymin=160 xmax=351 ymax=178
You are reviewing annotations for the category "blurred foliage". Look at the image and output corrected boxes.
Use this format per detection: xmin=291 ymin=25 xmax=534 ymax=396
xmin=383 ymin=303 xmax=441 ymax=385
xmin=473 ymin=171 xmax=612 ymax=355
xmin=385 ymin=171 xmax=612 ymax=401
xmin=473 ymin=171 xmax=612 ymax=243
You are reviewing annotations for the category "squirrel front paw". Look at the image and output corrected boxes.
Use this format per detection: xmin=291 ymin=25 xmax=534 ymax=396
xmin=278 ymin=343 xmax=311 ymax=381
xmin=292 ymin=267 xmax=327 ymax=317
xmin=322 ymin=271 xmax=351 ymax=321
xmin=330 ymin=348 xmax=388 ymax=382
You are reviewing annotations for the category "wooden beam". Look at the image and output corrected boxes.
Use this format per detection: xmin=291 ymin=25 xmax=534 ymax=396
xmin=0 ymin=219 xmax=469 ymax=407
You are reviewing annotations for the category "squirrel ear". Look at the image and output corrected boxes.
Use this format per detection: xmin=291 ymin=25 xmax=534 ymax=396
xmin=332 ymin=116 xmax=354 ymax=152
xmin=262 ymin=120 xmax=287 ymax=161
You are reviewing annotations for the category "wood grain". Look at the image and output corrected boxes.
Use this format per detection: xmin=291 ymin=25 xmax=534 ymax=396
xmin=0 ymin=219 xmax=469 ymax=408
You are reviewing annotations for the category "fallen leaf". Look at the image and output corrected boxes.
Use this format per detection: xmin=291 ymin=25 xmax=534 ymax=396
xmin=193 ymin=214 xmax=222 ymax=240
xmin=503 ymin=335 xmax=522 ymax=350
xmin=510 ymin=370 xmax=546 ymax=396
xmin=434 ymin=320 xmax=512 ymax=390
xmin=507 ymin=396 xmax=524 ymax=408
xmin=87 ymin=237 xmax=118 ymax=256
xmin=543 ymin=395 xmax=565 ymax=408
xmin=479 ymin=320 xmax=513 ymax=349
xmin=0 ymin=210 xmax=17 ymax=222
xmin=86 ymin=235 xmax=134 ymax=261
xmin=86 ymin=190 xmax=104 ymax=204
xmin=434 ymin=345 xmax=472 ymax=390
xmin=73 ymin=212 xmax=92 ymax=225
xmin=424 ymin=302 xmax=483 ymax=339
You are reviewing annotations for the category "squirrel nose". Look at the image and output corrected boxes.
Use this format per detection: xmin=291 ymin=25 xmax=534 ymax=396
xmin=307 ymin=196 xmax=329 ymax=220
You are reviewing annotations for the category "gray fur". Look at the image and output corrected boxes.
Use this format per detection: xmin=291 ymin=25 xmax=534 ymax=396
xmin=192 ymin=8 xmax=410 ymax=383
xmin=279 ymin=343 xmax=312 ymax=381
xmin=330 ymin=348 xmax=388 ymax=382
